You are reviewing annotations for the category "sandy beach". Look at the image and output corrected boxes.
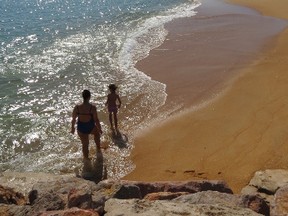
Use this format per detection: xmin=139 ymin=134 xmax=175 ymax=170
xmin=124 ymin=0 xmax=288 ymax=193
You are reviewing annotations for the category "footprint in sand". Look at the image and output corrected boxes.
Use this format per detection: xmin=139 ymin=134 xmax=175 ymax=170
xmin=165 ymin=169 xmax=176 ymax=174
xmin=183 ymin=170 xmax=195 ymax=174
xmin=183 ymin=170 xmax=208 ymax=179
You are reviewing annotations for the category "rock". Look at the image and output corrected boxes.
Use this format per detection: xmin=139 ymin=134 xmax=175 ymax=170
xmin=271 ymin=185 xmax=288 ymax=216
xmin=0 ymin=204 xmax=9 ymax=216
xmin=91 ymin=193 xmax=106 ymax=215
xmin=113 ymin=184 xmax=142 ymax=199
xmin=0 ymin=172 xmax=76 ymax=196
xmin=116 ymin=180 xmax=232 ymax=198
xmin=68 ymin=188 xmax=92 ymax=209
xmin=241 ymin=185 xmax=274 ymax=205
xmin=241 ymin=169 xmax=288 ymax=206
xmin=29 ymin=175 xmax=100 ymax=208
xmin=144 ymin=192 xmax=189 ymax=201
xmin=38 ymin=207 xmax=99 ymax=216
xmin=174 ymin=191 xmax=269 ymax=215
xmin=0 ymin=185 xmax=26 ymax=205
xmin=0 ymin=204 xmax=32 ymax=216
xmin=104 ymin=198 xmax=262 ymax=216
xmin=249 ymin=169 xmax=288 ymax=194
xmin=29 ymin=192 xmax=65 ymax=214
xmin=244 ymin=195 xmax=270 ymax=216
xmin=1 ymin=173 xmax=271 ymax=215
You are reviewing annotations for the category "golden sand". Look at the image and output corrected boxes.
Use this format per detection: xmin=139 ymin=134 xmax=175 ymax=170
xmin=124 ymin=0 xmax=288 ymax=193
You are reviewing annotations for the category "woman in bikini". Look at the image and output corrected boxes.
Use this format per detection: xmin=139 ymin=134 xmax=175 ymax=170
xmin=71 ymin=90 xmax=102 ymax=159
xmin=105 ymin=84 xmax=121 ymax=130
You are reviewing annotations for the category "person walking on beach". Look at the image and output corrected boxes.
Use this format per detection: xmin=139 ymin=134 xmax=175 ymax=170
xmin=105 ymin=84 xmax=122 ymax=130
xmin=71 ymin=90 xmax=103 ymax=159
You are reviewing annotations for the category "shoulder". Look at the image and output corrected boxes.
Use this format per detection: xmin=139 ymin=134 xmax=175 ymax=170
xmin=73 ymin=104 xmax=79 ymax=110
xmin=90 ymin=104 xmax=97 ymax=112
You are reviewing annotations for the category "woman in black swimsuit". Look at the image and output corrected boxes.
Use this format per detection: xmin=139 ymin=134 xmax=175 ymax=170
xmin=71 ymin=90 xmax=102 ymax=159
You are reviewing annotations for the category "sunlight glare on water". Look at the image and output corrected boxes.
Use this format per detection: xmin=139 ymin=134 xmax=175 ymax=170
xmin=0 ymin=0 xmax=200 ymax=179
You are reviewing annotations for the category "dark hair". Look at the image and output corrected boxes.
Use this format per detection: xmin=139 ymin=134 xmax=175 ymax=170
xmin=82 ymin=89 xmax=91 ymax=100
xmin=109 ymin=84 xmax=117 ymax=91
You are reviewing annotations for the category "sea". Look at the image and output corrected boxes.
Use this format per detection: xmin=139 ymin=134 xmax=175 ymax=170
xmin=0 ymin=0 xmax=201 ymax=178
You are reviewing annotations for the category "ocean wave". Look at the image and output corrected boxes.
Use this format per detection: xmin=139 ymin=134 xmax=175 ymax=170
xmin=0 ymin=0 xmax=201 ymax=177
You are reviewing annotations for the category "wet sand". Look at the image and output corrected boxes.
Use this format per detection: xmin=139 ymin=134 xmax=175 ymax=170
xmin=136 ymin=0 xmax=286 ymax=109
xmin=124 ymin=0 xmax=288 ymax=193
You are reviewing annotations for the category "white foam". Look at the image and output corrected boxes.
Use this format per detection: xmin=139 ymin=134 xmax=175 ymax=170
xmin=118 ymin=0 xmax=201 ymax=110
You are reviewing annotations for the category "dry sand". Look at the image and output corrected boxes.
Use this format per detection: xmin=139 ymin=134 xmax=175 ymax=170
xmin=124 ymin=0 xmax=288 ymax=193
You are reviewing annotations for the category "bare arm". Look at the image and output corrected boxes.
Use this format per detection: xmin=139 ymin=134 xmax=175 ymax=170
xmin=117 ymin=95 xmax=122 ymax=108
xmin=105 ymin=95 xmax=109 ymax=106
xmin=92 ymin=106 xmax=102 ymax=134
xmin=71 ymin=106 xmax=77 ymax=134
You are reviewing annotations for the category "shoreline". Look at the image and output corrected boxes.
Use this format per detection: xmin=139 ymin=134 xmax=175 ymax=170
xmin=124 ymin=0 xmax=288 ymax=193
xmin=135 ymin=0 xmax=286 ymax=110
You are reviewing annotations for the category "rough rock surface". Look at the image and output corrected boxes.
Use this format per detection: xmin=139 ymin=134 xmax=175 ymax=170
xmin=104 ymin=198 xmax=262 ymax=216
xmin=271 ymin=185 xmax=288 ymax=216
xmin=38 ymin=207 xmax=100 ymax=216
xmin=241 ymin=169 xmax=288 ymax=206
xmin=0 ymin=171 xmax=277 ymax=215
xmin=0 ymin=185 xmax=26 ymax=205
xmin=144 ymin=191 xmax=189 ymax=200
xmin=112 ymin=179 xmax=233 ymax=199
xmin=248 ymin=169 xmax=288 ymax=194
xmin=174 ymin=191 xmax=269 ymax=215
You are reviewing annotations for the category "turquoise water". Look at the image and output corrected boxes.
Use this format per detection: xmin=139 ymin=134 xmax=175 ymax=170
xmin=0 ymin=0 xmax=200 ymax=177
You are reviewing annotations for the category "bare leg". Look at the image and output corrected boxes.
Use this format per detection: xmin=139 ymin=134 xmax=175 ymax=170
xmin=78 ymin=132 xmax=89 ymax=159
xmin=92 ymin=128 xmax=101 ymax=151
xmin=113 ymin=112 xmax=118 ymax=129
xmin=109 ymin=112 xmax=113 ymax=129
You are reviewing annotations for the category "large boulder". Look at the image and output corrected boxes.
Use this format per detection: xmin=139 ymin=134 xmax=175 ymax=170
xmin=271 ymin=185 xmax=288 ymax=216
xmin=111 ymin=180 xmax=232 ymax=199
xmin=1 ymin=173 xmax=257 ymax=216
xmin=144 ymin=191 xmax=189 ymax=201
xmin=0 ymin=171 xmax=103 ymax=195
xmin=174 ymin=191 xmax=269 ymax=215
xmin=104 ymin=198 xmax=262 ymax=216
xmin=31 ymin=192 xmax=65 ymax=212
xmin=248 ymin=170 xmax=288 ymax=194
xmin=241 ymin=169 xmax=288 ymax=204
xmin=0 ymin=185 xmax=26 ymax=205
xmin=68 ymin=188 xmax=92 ymax=209
xmin=113 ymin=184 xmax=142 ymax=199
xmin=38 ymin=207 xmax=99 ymax=216
xmin=0 ymin=172 xmax=106 ymax=215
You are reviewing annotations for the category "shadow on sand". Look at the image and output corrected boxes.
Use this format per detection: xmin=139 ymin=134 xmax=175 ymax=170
xmin=81 ymin=150 xmax=107 ymax=183
xmin=76 ymin=129 xmax=128 ymax=182
xmin=111 ymin=129 xmax=128 ymax=148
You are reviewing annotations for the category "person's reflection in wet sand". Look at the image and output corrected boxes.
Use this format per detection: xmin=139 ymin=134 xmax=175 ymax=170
xmin=81 ymin=150 xmax=107 ymax=183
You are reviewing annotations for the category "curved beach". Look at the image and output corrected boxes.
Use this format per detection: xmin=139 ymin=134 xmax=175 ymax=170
xmin=124 ymin=0 xmax=288 ymax=193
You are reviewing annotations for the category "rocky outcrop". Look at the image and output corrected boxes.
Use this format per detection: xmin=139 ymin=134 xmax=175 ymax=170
xmin=0 ymin=185 xmax=26 ymax=205
xmin=0 ymin=171 xmax=269 ymax=216
xmin=241 ymin=169 xmax=288 ymax=216
xmin=11 ymin=169 xmax=288 ymax=215
xmin=175 ymin=190 xmax=269 ymax=215
xmin=243 ymin=169 xmax=288 ymax=195
xmin=111 ymin=179 xmax=233 ymax=199
xmin=271 ymin=185 xmax=288 ymax=216
xmin=144 ymin=191 xmax=189 ymax=200
xmin=104 ymin=198 xmax=262 ymax=216
xmin=38 ymin=207 xmax=100 ymax=216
